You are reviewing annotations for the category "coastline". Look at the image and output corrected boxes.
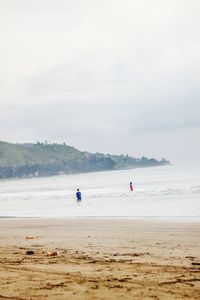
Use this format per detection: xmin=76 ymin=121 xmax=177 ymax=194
xmin=0 ymin=218 xmax=200 ymax=299
xmin=1 ymin=215 xmax=200 ymax=222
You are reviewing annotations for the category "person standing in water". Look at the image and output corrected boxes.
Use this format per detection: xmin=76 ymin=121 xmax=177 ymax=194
xmin=130 ymin=182 xmax=134 ymax=191
xmin=76 ymin=189 xmax=82 ymax=202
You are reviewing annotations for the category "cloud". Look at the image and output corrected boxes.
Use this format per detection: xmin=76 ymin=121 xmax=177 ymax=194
xmin=0 ymin=0 xmax=200 ymax=163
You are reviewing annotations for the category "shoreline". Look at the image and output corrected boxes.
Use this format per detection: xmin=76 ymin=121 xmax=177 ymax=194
xmin=1 ymin=215 xmax=200 ymax=222
xmin=0 ymin=218 xmax=200 ymax=299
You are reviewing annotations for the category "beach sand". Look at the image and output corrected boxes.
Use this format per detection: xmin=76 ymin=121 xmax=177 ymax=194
xmin=0 ymin=218 xmax=200 ymax=299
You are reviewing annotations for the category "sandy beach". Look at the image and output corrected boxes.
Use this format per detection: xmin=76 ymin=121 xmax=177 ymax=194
xmin=0 ymin=218 xmax=200 ymax=299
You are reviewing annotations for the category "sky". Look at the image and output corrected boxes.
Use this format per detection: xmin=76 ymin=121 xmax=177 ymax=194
xmin=0 ymin=0 xmax=200 ymax=164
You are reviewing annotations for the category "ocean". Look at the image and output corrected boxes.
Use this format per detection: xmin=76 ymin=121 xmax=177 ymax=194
xmin=0 ymin=165 xmax=200 ymax=218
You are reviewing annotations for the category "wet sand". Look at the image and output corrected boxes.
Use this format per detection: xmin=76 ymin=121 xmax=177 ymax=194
xmin=0 ymin=218 xmax=200 ymax=299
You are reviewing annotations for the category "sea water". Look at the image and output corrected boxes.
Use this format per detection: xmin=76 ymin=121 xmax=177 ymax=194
xmin=0 ymin=165 xmax=200 ymax=218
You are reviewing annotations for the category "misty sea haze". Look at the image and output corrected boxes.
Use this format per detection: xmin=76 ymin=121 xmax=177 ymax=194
xmin=0 ymin=165 xmax=200 ymax=218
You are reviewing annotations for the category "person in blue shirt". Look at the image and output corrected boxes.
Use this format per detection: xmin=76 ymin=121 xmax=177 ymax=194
xmin=76 ymin=189 xmax=82 ymax=202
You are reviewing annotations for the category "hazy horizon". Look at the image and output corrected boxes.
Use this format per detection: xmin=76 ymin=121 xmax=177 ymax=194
xmin=1 ymin=0 xmax=200 ymax=164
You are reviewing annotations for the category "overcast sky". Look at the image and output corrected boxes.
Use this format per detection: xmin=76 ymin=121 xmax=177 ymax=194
xmin=0 ymin=0 xmax=200 ymax=164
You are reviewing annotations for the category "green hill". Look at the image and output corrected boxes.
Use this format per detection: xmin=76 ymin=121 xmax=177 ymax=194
xmin=0 ymin=141 xmax=169 ymax=179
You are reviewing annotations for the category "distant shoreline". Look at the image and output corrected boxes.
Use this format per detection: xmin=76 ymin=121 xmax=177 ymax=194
xmin=0 ymin=163 xmax=170 ymax=181
xmin=0 ymin=140 xmax=169 ymax=179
